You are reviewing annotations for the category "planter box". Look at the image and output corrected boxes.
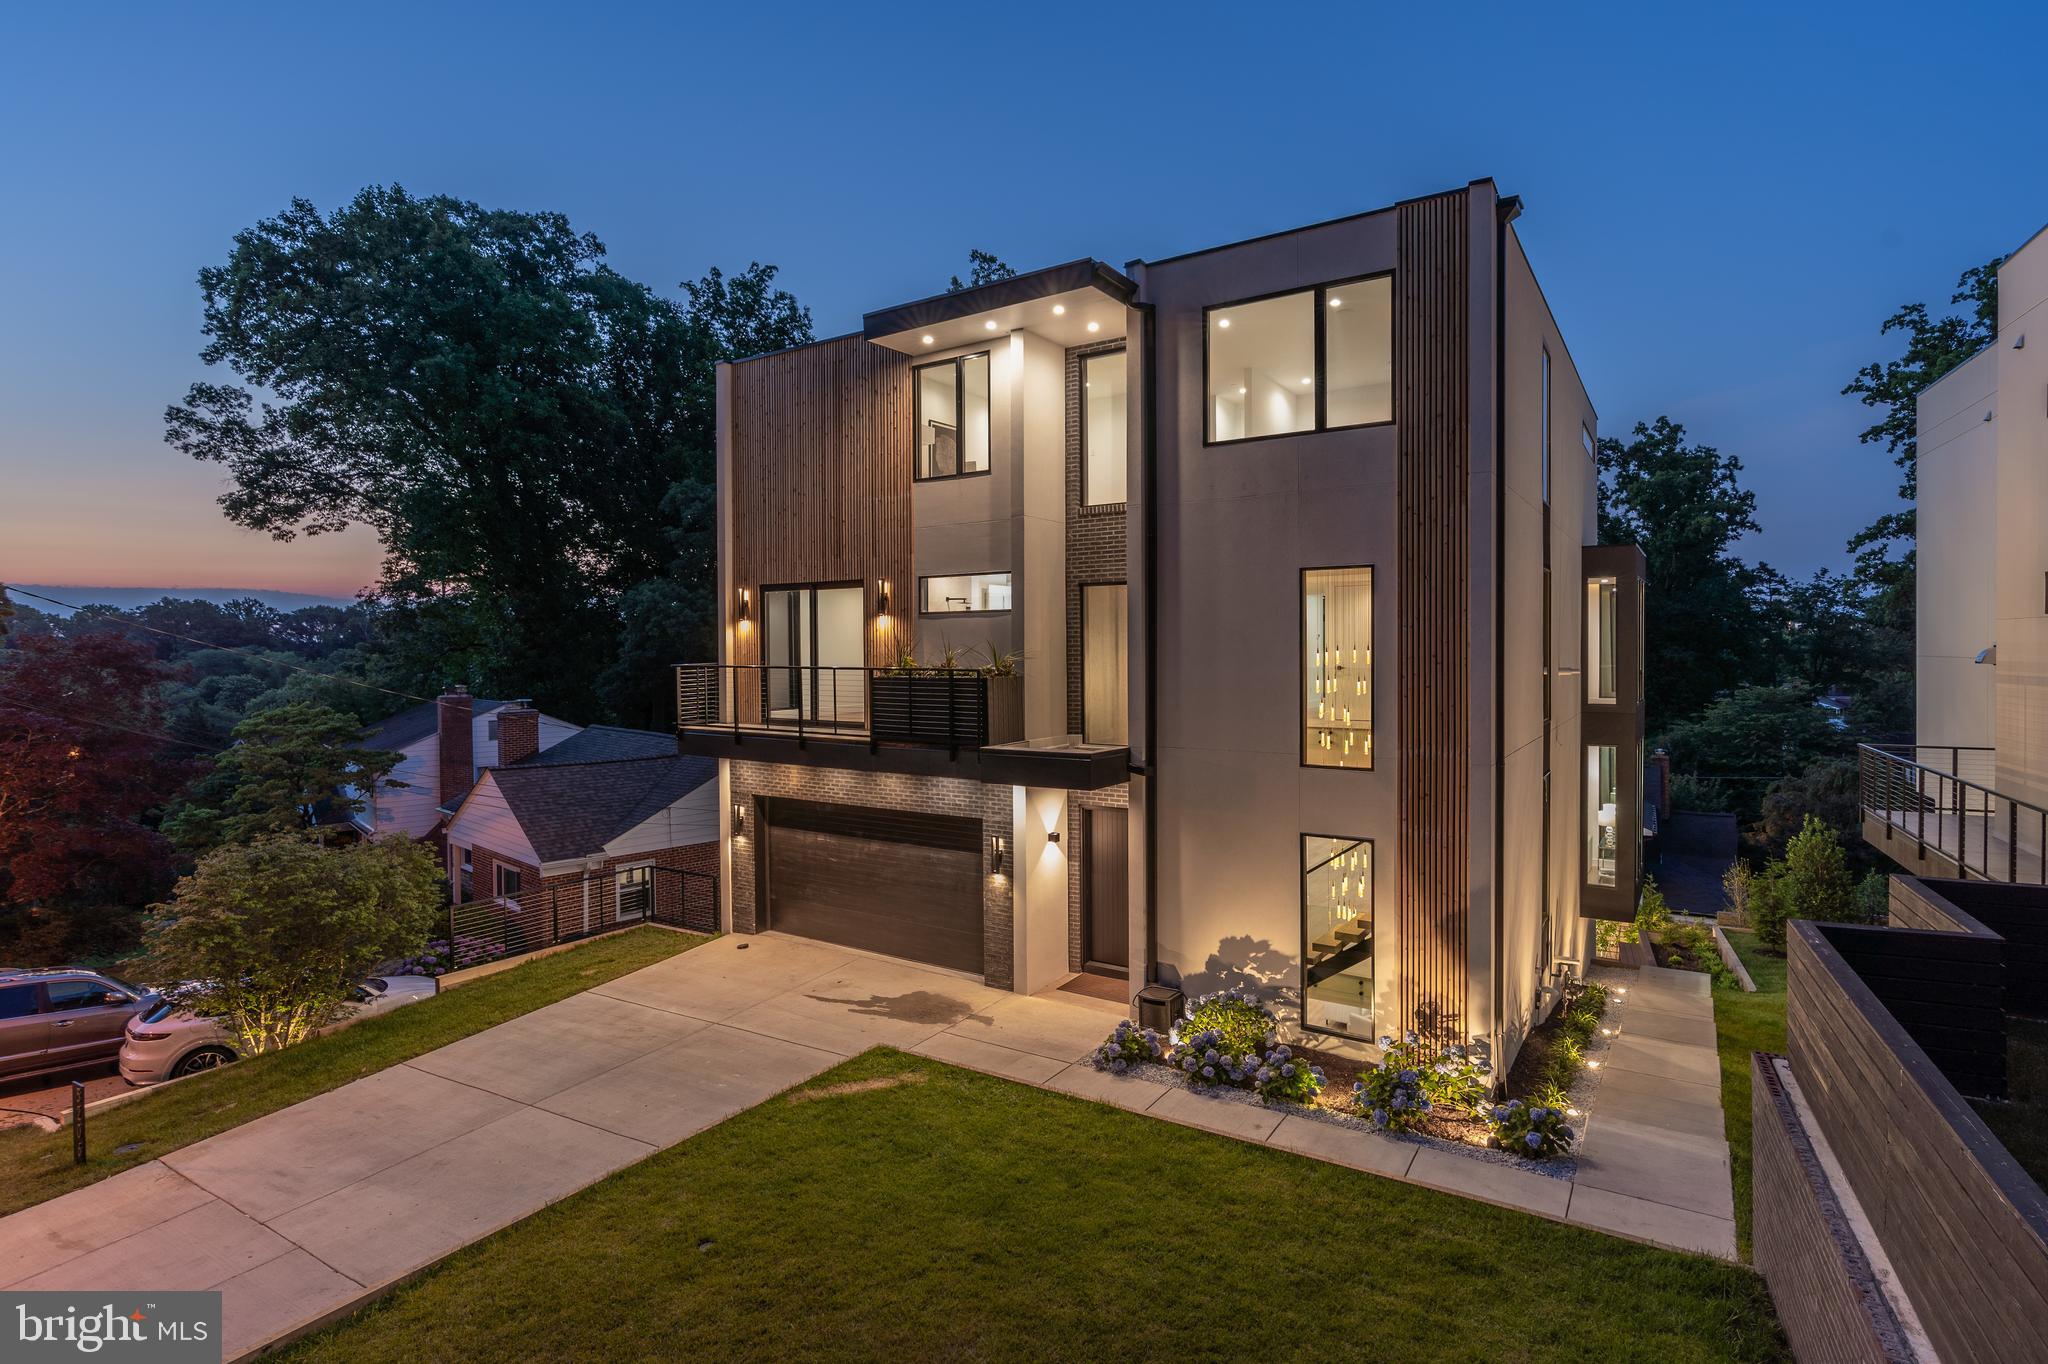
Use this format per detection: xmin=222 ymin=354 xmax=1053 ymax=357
xmin=870 ymin=672 xmax=1023 ymax=747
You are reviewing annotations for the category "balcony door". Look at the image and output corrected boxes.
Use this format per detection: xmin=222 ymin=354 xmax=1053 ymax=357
xmin=762 ymin=584 xmax=866 ymax=727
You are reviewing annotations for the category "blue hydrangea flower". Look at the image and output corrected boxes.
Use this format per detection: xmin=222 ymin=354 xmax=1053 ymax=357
xmin=1525 ymin=1131 xmax=1543 ymax=1150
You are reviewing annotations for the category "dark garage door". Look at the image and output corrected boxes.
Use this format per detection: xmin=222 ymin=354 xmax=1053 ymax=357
xmin=761 ymin=798 xmax=984 ymax=975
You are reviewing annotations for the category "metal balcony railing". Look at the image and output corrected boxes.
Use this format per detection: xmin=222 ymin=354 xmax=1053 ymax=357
xmin=1858 ymin=743 xmax=2048 ymax=884
xmin=675 ymin=663 xmax=1023 ymax=752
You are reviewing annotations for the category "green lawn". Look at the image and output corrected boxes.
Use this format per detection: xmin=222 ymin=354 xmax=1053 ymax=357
xmin=279 ymin=1049 xmax=1787 ymax=1364
xmin=0 ymin=926 xmax=704 ymax=1217
xmin=1712 ymin=929 xmax=1788 ymax=1263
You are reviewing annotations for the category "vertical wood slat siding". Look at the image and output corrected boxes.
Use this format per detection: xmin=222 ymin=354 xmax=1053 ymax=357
xmin=1396 ymin=190 xmax=1472 ymax=1044
xmin=728 ymin=336 xmax=914 ymax=724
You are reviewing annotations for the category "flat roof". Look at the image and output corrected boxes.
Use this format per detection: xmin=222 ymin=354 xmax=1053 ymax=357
xmin=862 ymin=259 xmax=1136 ymax=344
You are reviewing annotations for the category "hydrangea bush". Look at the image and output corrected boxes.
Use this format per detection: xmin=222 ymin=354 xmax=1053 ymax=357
xmin=1487 ymin=1098 xmax=1576 ymax=1159
xmin=1177 ymin=1026 xmax=1257 ymax=1088
xmin=1091 ymin=1019 xmax=1165 ymax=1075
xmin=1424 ymin=1043 xmax=1491 ymax=1111
xmin=1353 ymin=1033 xmax=1438 ymax=1131
xmin=1178 ymin=988 xmax=1278 ymax=1060
xmin=391 ymin=935 xmax=504 ymax=977
xmin=1252 ymin=1043 xmax=1325 ymax=1104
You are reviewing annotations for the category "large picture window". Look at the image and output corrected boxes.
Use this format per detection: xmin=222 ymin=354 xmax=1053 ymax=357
xmin=1587 ymin=744 xmax=1618 ymax=887
xmin=1303 ymin=566 xmax=1372 ymax=767
xmin=1082 ymin=350 xmax=1127 ymax=505
xmin=1302 ymin=835 xmax=1373 ymax=1037
xmin=919 ymin=572 xmax=1011 ymax=614
xmin=1206 ymin=275 xmax=1391 ymax=443
xmin=915 ymin=352 xmax=991 ymax=479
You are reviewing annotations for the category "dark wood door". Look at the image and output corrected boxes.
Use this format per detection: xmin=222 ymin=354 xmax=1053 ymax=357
xmin=762 ymin=799 xmax=983 ymax=975
xmin=1083 ymin=808 xmax=1129 ymax=974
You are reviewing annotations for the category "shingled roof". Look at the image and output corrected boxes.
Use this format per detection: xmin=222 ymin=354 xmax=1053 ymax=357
xmin=509 ymin=724 xmax=676 ymax=767
xmin=365 ymin=697 xmax=509 ymax=752
xmin=483 ymin=751 xmax=716 ymax=862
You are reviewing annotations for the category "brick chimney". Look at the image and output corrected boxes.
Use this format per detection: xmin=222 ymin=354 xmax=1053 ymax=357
xmin=497 ymin=702 xmax=541 ymax=766
xmin=437 ymin=686 xmax=474 ymax=808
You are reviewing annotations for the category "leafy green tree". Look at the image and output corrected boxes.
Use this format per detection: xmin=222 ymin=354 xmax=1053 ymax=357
xmin=1598 ymin=417 xmax=1777 ymax=728
xmin=143 ymin=835 xmax=442 ymax=1053
xmin=1757 ymin=757 xmax=1868 ymax=868
xmin=165 ymin=188 xmax=808 ymax=717
xmin=1841 ymin=260 xmax=2000 ymax=571
xmin=167 ymin=702 xmax=403 ymax=849
xmin=1660 ymin=684 xmax=1840 ymax=822
xmin=1749 ymin=814 xmax=1859 ymax=950
xmin=948 ymin=250 xmax=1017 ymax=292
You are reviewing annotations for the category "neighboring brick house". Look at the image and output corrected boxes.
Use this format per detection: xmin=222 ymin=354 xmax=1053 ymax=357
xmin=349 ymin=687 xmax=580 ymax=844
xmin=441 ymin=726 xmax=719 ymax=936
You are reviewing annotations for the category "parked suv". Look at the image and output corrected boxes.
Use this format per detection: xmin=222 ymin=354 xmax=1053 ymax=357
xmin=0 ymin=969 xmax=147 ymax=1083
xmin=119 ymin=974 xmax=437 ymax=1084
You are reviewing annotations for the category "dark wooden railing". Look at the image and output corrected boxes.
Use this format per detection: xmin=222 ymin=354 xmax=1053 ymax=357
xmin=675 ymin=663 xmax=1023 ymax=751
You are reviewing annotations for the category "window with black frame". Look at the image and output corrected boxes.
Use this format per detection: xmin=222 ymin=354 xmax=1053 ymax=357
xmin=1207 ymin=275 xmax=1391 ymax=443
xmin=915 ymin=352 xmax=991 ymax=479
xmin=1302 ymin=835 xmax=1373 ymax=1037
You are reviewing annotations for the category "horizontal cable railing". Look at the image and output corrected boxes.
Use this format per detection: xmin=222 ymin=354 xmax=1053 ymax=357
xmin=438 ymin=865 xmax=717 ymax=972
xmin=1858 ymin=744 xmax=2048 ymax=884
xmin=675 ymin=663 xmax=1016 ymax=751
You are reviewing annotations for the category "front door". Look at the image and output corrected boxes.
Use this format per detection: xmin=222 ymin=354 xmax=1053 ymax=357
xmin=1083 ymin=808 xmax=1130 ymax=974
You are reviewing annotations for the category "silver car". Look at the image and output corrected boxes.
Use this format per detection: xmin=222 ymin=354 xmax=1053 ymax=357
xmin=0 ymin=969 xmax=146 ymax=1083
xmin=119 ymin=975 xmax=438 ymax=1084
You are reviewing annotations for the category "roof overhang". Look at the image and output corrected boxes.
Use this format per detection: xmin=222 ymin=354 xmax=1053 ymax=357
xmin=864 ymin=259 xmax=1137 ymax=355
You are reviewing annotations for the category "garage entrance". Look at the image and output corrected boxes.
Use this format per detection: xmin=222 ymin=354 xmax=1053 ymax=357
xmin=758 ymin=798 xmax=984 ymax=976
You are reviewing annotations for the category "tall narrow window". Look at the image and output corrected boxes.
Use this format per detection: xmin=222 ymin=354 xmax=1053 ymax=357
xmin=1540 ymin=346 xmax=1552 ymax=507
xmin=1082 ymin=350 xmax=1127 ymax=505
xmin=1587 ymin=745 xmax=1618 ymax=887
xmin=1082 ymin=583 xmax=1128 ymax=745
xmin=1323 ymin=276 xmax=1393 ymax=428
xmin=1586 ymin=577 xmax=1618 ymax=703
xmin=1302 ymin=835 xmax=1373 ymax=1037
xmin=1303 ymin=567 xmax=1372 ymax=767
xmin=914 ymin=352 xmax=990 ymax=479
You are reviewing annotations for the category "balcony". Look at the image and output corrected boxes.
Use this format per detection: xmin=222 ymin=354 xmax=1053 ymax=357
xmin=1859 ymin=744 xmax=2048 ymax=884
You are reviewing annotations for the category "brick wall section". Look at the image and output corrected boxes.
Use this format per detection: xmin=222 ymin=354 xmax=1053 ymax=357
xmin=456 ymin=841 xmax=718 ymax=943
xmin=1750 ymin=1052 xmax=1917 ymax=1363
xmin=1065 ymin=340 xmax=1129 ymax=735
xmin=729 ymin=760 xmax=1016 ymax=989
xmin=1065 ymin=784 xmax=1131 ymax=973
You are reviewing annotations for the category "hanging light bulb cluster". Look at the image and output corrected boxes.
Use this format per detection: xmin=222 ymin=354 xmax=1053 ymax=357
xmin=1306 ymin=568 xmax=1373 ymax=766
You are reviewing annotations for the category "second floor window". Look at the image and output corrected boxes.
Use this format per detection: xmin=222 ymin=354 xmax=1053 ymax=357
xmin=1082 ymin=350 xmax=1127 ymax=505
xmin=915 ymin=352 xmax=991 ymax=479
xmin=920 ymin=572 xmax=1011 ymax=614
xmin=1303 ymin=566 xmax=1373 ymax=768
xmin=1207 ymin=275 xmax=1392 ymax=443
xmin=1586 ymin=576 xmax=1617 ymax=704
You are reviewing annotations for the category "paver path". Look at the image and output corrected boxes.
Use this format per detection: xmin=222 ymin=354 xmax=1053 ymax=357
xmin=0 ymin=938 xmax=1735 ymax=1360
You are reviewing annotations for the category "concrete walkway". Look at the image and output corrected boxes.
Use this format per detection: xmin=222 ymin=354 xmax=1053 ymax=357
xmin=0 ymin=938 xmax=1736 ymax=1360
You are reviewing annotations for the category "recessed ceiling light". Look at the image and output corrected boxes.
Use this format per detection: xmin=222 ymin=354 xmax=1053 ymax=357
xmin=984 ymin=319 xmax=998 ymax=331
xmin=1237 ymin=386 xmax=1247 ymax=395
xmin=1086 ymin=321 xmax=1100 ymax=333
xmin=1300 ymin=377 xmax=1312 ymax=385
xmin=1329 ymin=297 xmax=1343 ymax=308
xmin=921 ymin=335 xmax=935 ymax=345
xmin=1052 ymin=304 xmax=1066 ymax=316
xmin=1217 ymin=318 xmax=1231 ymax=328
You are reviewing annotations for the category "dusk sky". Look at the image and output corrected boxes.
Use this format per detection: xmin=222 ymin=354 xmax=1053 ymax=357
xmin=2 ymin=1 xmax=2043 ymax=598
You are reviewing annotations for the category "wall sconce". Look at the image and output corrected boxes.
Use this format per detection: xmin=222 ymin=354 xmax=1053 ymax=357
xmin=732 ymin=800 xmax=746 ymax=834
xmin=1046 ymin=830 xmax=1061 ymax=845
xmin=990 ymin=833 xmax=1008 ymax=876
xmin=735 ymin=587 xmax=752 ymax=624
xmin=875 ymin=578 xmax=893 ymax=619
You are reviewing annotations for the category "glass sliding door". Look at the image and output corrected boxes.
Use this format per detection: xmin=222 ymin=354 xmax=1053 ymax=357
xmin=761 ymin=583 xmax=866 ymax=728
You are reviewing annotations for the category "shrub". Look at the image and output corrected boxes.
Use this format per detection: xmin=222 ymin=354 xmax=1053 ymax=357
xmin=1354 ymin=1035 xmax=1436 ymax=1132
xmin=1635 ymin=877 xmax=1674 ymax=936
xmin=1488 ymin=1098 xmax=1576 ymax=1159
xmin=1423 ymin=1043 xmax=1491 ymax=1111
xmin=1721 ymin=861 xmax=1753 ymax=928
xmin=1854 ymin=868 xmax=1891 ymax=924
xmin=1661 ymin=921 xmax=1734 ymax=989
xmin=1750 ymin=814 xmax=1858 ymax=949
xmin=1178 ymin=988 xmax=1278 ymax=1060
xmin=1251 ymin=1042 xmax=1325 ymax=1104
xmin=1177 ymin=1026 xmax=1259 ymax=1088
xmin=1092 ymin=1019 xmax=1165 ymax=1076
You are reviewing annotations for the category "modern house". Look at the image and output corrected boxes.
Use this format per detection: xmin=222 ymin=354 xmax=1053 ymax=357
xmin=1861 ymin=220 xmax=2048 ymax=883
xmin=441 ymin=725 xmax=721 ymax=944
xmin=678 ymin=179 xmax=1644 ymax=1071
xmin=351 ymin=687 xmax=580 ymax=843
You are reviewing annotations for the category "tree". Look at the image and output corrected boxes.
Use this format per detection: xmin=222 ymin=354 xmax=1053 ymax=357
xmin=1599 ymin=417 xmax=1777 ymax=727
xmin=0 ymin=633 xmax=188 ymax=961
xmin=1841 ymin=260 xmax=1999 ymax=569
xmin=948 ymin=250 xmax=1017 ymax=292
xmin=143 ymin=835 xmax=442 ymax=1054
xmin=163 ymin=188 xmax=777 ymax=716
xmin=167 ymin=702 xmax=403 ymax=850
xmin=1660 ymin=684 xmax=1841 ymax=822
xmin=1749 ymin=815 xmax=1859 ymax=950
xmin=1757 ymin=757 xmax=1868 ymax=868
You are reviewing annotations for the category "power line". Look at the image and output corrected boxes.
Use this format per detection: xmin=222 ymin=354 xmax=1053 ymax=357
xmin=4 ymin=586 xmax=435 ymax=707
xmin=0 ymin=693 xmax=221 ymax=754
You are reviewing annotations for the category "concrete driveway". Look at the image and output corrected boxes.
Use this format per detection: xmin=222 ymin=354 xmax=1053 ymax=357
xmin=0 ymin=933 xmax=1122 ymax=1360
